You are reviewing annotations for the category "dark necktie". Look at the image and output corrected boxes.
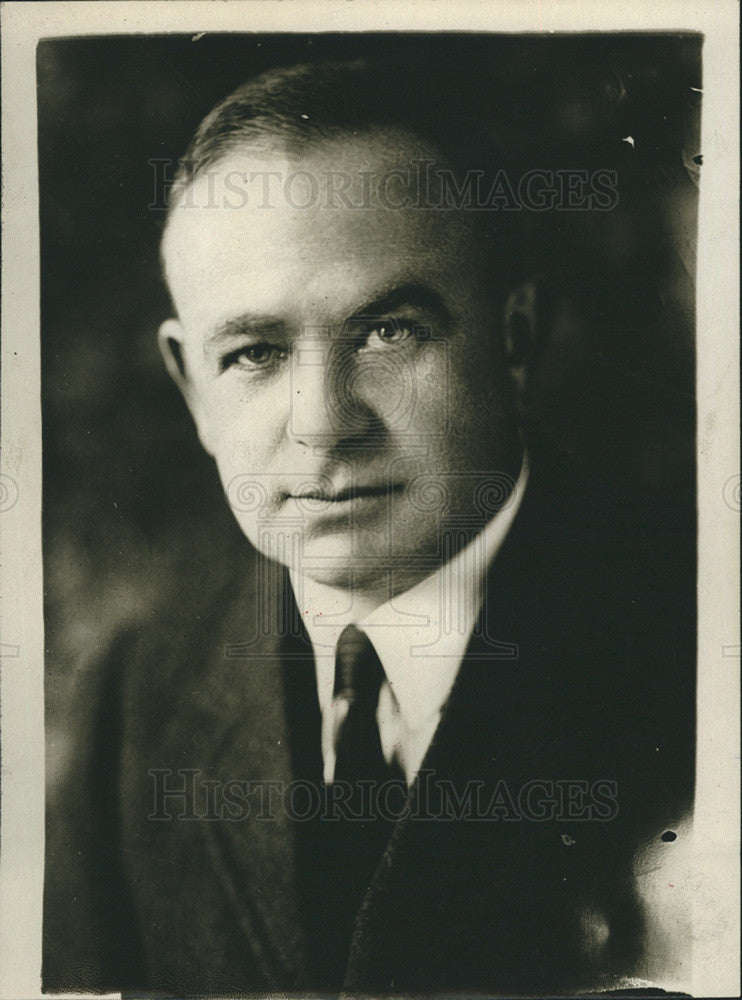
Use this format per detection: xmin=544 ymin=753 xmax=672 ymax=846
xmin=332 ymin=624 xmax=392 ymax=784
xmin=316 ymin=624 xmax=406 ymax=986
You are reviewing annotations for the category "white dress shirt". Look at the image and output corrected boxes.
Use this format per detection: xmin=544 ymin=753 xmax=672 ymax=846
xmin=290 ymin=454 xmax=529 ymax=787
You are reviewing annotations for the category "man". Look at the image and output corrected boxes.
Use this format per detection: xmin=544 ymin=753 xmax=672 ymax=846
xmin=44 ymin=61 xmax=695 ymax=996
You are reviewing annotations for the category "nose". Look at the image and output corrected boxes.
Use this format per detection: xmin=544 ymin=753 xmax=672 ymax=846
xmin=288 ymin=340 xmax=382 ymax=450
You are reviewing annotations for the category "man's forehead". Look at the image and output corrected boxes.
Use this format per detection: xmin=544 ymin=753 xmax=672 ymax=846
xmin=162 ymin=133 xmax=479 ymax=327
xmin=164 ymin=129 xmax=452 ymax=241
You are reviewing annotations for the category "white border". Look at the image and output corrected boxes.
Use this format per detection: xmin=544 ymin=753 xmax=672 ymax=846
xmin=1 ymin=2 xmax=739 ymax=997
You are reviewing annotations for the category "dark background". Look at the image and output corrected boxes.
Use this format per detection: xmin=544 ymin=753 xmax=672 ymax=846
xmin=38 ymin=33 xmax=701 ymax=788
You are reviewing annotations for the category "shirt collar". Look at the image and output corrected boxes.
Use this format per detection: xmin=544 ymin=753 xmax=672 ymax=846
xmin=291 ymin=452 xmax=529 ymax=731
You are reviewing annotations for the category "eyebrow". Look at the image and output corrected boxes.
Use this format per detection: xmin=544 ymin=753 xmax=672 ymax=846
xmin=204 ymin=281 xmax=451 ymax=352
xmin=351 ymin=282 xmax=452 ymax=326
xmin=206 ymin=315 xmax=288 ymax=346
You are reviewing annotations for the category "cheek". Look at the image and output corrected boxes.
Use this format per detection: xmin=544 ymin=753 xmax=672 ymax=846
xmin=361 ymin=344 xmax=454 ymax=439
xmin=450 ymin=338 xmax=511 ymax=426
xmin=209 ymin=419 xmax=287 ymax=558
xmin=419 ymin=349 xmax=514 ymax=482
xmin=202 ymin=379 xmax=283 ymax=455
xmin=399 ymin=350 xmax=487 ymax=449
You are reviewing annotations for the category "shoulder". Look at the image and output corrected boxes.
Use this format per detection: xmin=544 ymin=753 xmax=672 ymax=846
xmin=50 ymin=527 xmax=270 ymax=798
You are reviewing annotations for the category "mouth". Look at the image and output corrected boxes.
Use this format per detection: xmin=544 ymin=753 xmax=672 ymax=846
xmin=289 ymin=482 xmax=405 ymax=504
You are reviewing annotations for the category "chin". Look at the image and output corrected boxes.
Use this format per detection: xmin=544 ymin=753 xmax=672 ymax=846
xmin=301 ymin=561 xmax=412 ymax=602
xmin=296 ymin=534 xmax=389 ymax=590
xmin=244 ymin=519 xmax=442 ymax=593
xmin=306 ymin=537 xmax=444 ymax=598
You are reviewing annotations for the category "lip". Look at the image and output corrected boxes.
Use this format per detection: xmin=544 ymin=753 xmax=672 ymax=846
xmin=289 ymin=483 xmax=404 ymax=504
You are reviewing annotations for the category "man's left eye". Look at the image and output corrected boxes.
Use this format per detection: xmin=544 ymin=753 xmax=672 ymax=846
xmin=363 ymin=320 xmax=415 ymax=348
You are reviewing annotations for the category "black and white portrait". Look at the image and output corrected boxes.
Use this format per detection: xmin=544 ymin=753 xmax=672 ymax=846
xmin=0 ymin=6 xmax=738 ymax=999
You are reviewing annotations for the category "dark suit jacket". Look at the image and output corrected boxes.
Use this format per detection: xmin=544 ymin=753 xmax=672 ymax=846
xmin=43 ymin=444 xmax=695 ymax=996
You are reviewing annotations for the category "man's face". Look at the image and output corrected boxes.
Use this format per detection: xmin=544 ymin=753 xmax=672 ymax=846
xmin=161 ymin=129 xmax=521 ymax=594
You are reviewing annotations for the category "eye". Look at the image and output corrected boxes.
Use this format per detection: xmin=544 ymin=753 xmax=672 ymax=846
xmin=222 ymin=343 xmax=287 ymax=372
xmin=362 ymin=318 xmax=415 ymax=349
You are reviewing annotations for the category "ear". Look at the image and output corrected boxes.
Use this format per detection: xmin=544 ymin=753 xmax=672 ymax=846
xmin=502 ymin=276 xmax=548 ymax=410
xmin=158 ymin=318 xmax=215 ymax=455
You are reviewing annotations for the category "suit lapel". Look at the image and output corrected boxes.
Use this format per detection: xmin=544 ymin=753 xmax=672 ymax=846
xmin=342 ymin=560 xmax=534 ymax=992
xmin=197 ymin=561 xmax=317 ymax=988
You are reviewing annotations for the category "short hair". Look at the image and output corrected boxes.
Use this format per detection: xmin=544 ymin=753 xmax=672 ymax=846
xmin=169 ymin=59 xmax=498 ymax=200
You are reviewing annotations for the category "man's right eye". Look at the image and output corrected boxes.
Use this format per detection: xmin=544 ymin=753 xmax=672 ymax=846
xmin=221 ymin=344 xmax=287 ymax=372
